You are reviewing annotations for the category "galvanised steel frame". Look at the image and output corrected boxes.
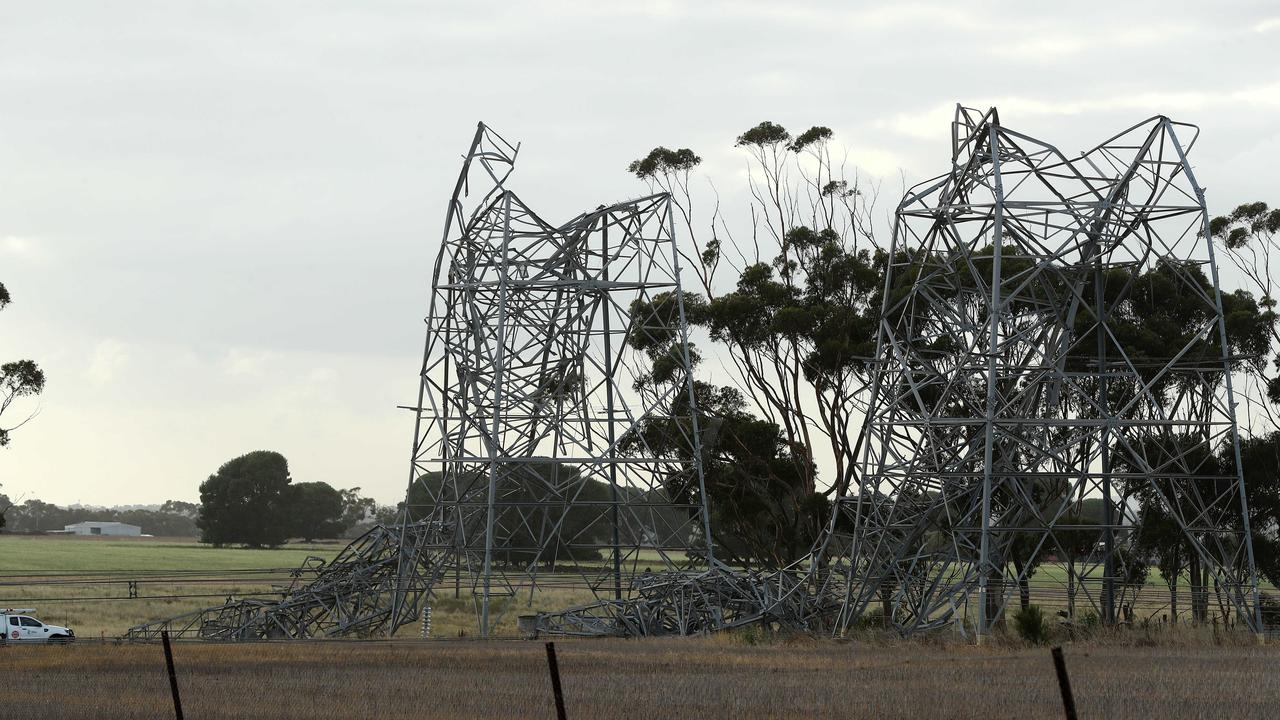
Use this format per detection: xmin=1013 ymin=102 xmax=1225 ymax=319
xmin=526 ymin=567 xmax=812 ymax=637
xmin=126 ymin=521 xmax=446 ymax=640
xmin=812 ymin=106 xmax=1263 ymax=640
xmin=403 ymin=123 xmax=714 ymax=636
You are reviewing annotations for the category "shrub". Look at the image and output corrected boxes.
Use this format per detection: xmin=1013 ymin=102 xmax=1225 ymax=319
xmin=1012 ymin=604 xmax=1049 ymax=644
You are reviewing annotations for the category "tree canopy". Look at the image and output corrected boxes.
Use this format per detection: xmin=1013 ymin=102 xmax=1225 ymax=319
xmin=407 ymin=467 xmax=624 ymax=564
xmin=197 ymin=450 xmax=295 ymax=547
xmin=0 ymin=281 xmax=46 ymax=451
xmin=286 ymin=481 xmax=347 ymax=542
xmin=195 ymin=452 xmax=366 ymax=546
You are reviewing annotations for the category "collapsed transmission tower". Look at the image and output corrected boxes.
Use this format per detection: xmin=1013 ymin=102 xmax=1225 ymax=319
xmin=403 ymin=123 xmax=714 ymax=636
xmin=812 ymin=106 xmax=1263 ymax=639
xmin=126 ymin=521 xmax=444 ymax=640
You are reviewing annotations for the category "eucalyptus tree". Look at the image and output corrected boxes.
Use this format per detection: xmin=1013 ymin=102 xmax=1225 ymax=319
xmin=1224 ymin=432 xmax=1280 ymax=593
xmin=621 ymin=292 xmax=824 ymax=567
xmin=628 ymin=122 xmax=884 ymax=500
xmin=1102 ymin=257 xmax=1274 ymax=625
xmin=1212 ymin=201 xmax=1280 ymax=424
xmin=0 ymin=281 xmax=46 ymax=530
xmin=0 ymin=281 xmax=46 ymax=450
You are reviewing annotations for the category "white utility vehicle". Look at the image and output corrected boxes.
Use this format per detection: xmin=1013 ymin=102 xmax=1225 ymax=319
xmin=1 ymin=609 xmax=75 ymax=644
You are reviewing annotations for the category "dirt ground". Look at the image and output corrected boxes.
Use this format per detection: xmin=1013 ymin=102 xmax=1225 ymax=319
xmin=2 ymin=636 xmax=1277 ymax=719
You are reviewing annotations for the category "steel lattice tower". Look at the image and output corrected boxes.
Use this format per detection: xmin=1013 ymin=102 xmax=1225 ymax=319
xmin=813 ymin=106 xmax=1262 ymax=639
xmin=403 ymin=124 xmax=713 ymax=636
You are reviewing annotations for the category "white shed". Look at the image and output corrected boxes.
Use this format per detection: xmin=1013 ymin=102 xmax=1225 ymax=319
xmin=62 ymin=521 xmax=142 ymax=537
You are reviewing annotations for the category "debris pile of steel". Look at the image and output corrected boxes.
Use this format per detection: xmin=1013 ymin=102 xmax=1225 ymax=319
xmin=126 ymin=521 xmax=446 ymax=640
xmin=526 ymin=564 xmax=817 ymax=637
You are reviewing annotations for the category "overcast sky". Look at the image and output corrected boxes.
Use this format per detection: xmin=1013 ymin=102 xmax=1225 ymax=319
xmin=2 ymin=0 xmax=1278 ymax=507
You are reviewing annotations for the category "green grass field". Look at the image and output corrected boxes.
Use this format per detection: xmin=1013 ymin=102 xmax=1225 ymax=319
xmin=0 ymin=534 xmax=346 ymax=573
xmin=0 ymin=535 xmax=347 ymax=638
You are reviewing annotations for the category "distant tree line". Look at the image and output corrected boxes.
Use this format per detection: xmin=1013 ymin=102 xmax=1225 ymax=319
xmin=0 ymin=495 xmax=200 ymax=536
xmin=0 ymin=451 xmax=391 ymax=545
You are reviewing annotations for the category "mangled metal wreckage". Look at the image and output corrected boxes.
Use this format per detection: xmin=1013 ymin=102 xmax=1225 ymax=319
xmin=130 ymin=107 xmax=1262 ymax=640
xmin=126 ymin=522 xmax=446 ymax=640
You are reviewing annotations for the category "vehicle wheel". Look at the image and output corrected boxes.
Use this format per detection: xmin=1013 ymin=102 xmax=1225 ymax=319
xmin=48 ymin=635 xmax=72 ymax=645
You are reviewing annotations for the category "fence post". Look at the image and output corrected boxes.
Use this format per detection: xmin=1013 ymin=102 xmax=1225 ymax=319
xmin=544 ymin=641 xmax=567 ymax=720
xmin=161 ymin=630 xmax=185 ymax=720
xmin=1050 ymin=646 xmax=1077 ymax=720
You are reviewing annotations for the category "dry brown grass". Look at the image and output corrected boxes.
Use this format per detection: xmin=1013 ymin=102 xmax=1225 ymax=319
xmin=2 ymin=636 xmax=1276 ymax=719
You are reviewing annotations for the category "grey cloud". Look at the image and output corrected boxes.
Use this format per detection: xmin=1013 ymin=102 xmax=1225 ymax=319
xmin=1 ymin=0 xmax=1277 ymax=504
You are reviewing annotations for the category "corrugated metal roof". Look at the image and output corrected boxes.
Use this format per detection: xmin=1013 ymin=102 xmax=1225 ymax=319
xmin=64 ymin=521 xmax=141 ymax=529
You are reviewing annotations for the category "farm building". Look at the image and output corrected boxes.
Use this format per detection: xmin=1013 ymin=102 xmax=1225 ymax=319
xmin=60 ymin=521 xmax=142 ymax=537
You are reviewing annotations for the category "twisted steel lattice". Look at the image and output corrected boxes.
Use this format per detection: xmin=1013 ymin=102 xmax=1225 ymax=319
xmin=128 ymin=110 xmax=1262 ymax=642
xmin=811 ymin=106 xmax=1262 ymax=638
xmin=402 ymin=124 xmax=715 ymax=636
